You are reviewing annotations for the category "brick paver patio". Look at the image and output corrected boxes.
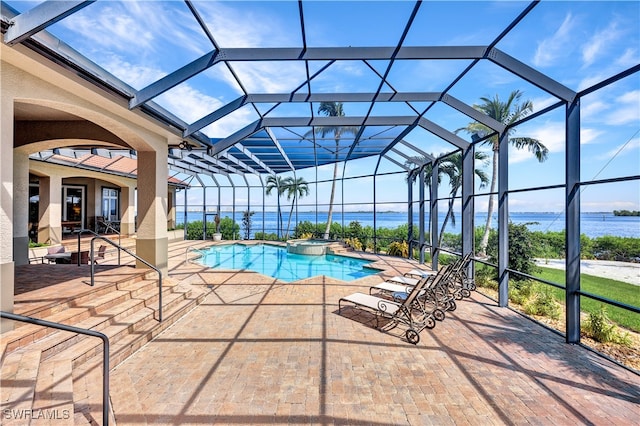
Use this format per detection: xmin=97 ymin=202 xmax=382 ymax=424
xmin=104 ymin=242 xmax=640 ymax=425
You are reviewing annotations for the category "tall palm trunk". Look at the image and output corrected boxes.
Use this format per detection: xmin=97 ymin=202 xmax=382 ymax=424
xmin=479 ymin=148 xmax=499 ymax=255
xmin=438 ymin=199 xmax=455 ymax=247
xmin=285 ymin=195 xmax=296 ymax=238
xmin=323 ymin=139 xmax=339 ymax=239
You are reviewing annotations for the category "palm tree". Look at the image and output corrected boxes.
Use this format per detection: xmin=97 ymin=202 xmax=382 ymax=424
xmin=314 ymin=102 xmax=358 ymax=239
xmin=283 ymin=176 xmax=310 ymax=238
xmin=456 ymin=90 xmax=548 ymax=256
xmin=265 ymin=174 xmax=287 ymax=238
xmin=405 ymin=152 xmax=489 ymax=246
xmin=437 ymin=151 xmax=489 ymax=246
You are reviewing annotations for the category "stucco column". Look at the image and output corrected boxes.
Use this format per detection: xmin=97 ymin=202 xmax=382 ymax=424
xmin=38 ymin=175 xmax=63 ymax=244
xmin=167 ymin=187 xmax=177 ymax=230
xmin=136 ymin=149 xmax=168 ymax=274
xmin=13 ymin=149 xmax=30 ymax=265
xmin=1 ymin=93 xmax=15 ymax=331
xmin=120 ymin=185 xmax=135 ymax=236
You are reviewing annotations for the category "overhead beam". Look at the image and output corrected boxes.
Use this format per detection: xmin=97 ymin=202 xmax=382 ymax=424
xmin=265 ymin=127 xmax=295 ymax=172
xmin=129 ymin=46 xmax=486 ymax=109
xmin=418 ymin=117 xmax=470 ymax=149
xmin=184 ymin=92 xmax=442 ymax=136
xmin=442 ymin=94 xmax=506 ymax=133
xmin=208 ymin=116 xmax=420 ymax=156
xmin=130 ymin=50 xmax=218 ymax=108
xmin=488 ymin=48 xmax=577 ymax=102
xmin=4 ymin=0 xmax=95 ymax=45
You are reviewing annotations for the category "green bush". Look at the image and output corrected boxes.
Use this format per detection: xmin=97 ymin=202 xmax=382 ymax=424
xmin=582 ymin=305 xmax=632 ymax=345
xmin=592 ymin=236 xmax=640 ymax=262
xmin=219 ymin=217 xmax=240 ymax=240
xmin=523 ymin=284 xmax=561 ymax=319
xmin=184 ymin=218 xmax=239 ymax=240
xmin=487 ymin=222 xmax=537 ymax=280
xmin=293 ymin=221 xmax=317 ymax=238
xmin=344 ymin=237 xmax=363 ymax=251
xmin=387 ymin=241 xmax=409 ymax=257
xmin=254 ymin=232 xmax=279 ymax=241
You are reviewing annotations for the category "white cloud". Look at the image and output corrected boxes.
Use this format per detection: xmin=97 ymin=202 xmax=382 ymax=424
xmin=580 ymin=128 xmax=605 ymax=145
xmin=616 ymin=48 xmax=640 ymax=68
xmin=195 ymin=1 xmax=298 ymax=48
xmin=603 ymin=104 xmax=640 ymax=126
xmin=530 ymin=95 xmax=558 ymax=114
xmin=533 ymin=13 xmax=576 ymax=68
xmin=101 ymin=57 xmax=164 ymax=89
xmin=581 ymin=20 xmax=623 ymax=68
xmin=580 ymin=99 xmax=609 ymax=122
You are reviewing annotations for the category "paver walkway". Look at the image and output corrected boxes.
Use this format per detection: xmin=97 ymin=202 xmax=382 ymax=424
xmin=107 ymin=243 xmax=640 ymax=425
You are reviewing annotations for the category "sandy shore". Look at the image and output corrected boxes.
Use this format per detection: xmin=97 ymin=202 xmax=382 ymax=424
xmin=535 ymin=258 xmax=639 ymax=286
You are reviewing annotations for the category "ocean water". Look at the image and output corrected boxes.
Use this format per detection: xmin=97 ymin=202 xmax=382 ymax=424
xmin=176 ymin=210 xmax=640 ymax=239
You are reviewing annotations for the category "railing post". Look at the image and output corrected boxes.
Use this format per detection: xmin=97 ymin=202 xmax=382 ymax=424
xmin=0 ymin=311 xmax=110 ymax=426
xmin=90 ymin=236 xmax=162 ymax=322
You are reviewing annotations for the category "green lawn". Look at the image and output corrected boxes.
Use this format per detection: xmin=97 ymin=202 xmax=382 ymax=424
xmin=534 ymin=267 xmax=640 ymax=333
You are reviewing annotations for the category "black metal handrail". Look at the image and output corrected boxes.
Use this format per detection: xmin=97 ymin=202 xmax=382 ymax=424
xmin=76 ymin=229 xmax=121 ymax=266
xmin=0 ymin=311 xmax=109 ymax=426
xmin=89 ymin=236 xmax=163 ymax=322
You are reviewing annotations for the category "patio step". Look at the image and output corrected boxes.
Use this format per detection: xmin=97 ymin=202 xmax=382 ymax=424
xmin=2 ymin=270 xmax=148 ymax=356
xmin=0 ymin=271 xmax=208 ymax=425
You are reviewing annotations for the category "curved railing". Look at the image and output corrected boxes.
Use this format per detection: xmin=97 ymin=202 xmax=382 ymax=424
xmin=185 ymin=246 xmax=206 ymax=264
xmin=89 ymin=236 xmax=163 ymax=322
xmin=0 ymin=311 xmax=110 ymax=426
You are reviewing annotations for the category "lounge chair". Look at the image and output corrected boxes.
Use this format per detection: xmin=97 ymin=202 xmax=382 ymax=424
xmin=369 ymin=265 xmax=453 ymax=321
xmin=444 ymin=253 xmax=475 ymax=299
xmin=404 ymin=268 xmax=435 ymax=279
xmin=338 ymin=267 xmax=450 ymax=345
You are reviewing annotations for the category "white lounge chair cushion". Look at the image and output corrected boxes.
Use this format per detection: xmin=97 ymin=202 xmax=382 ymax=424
xmin=387 ymin=276 xmax=420 ymax=285
xmin=405 ymin=269 xmax=435 ymax=278
xmin=340 ymin=292 xmax=401 ymax=315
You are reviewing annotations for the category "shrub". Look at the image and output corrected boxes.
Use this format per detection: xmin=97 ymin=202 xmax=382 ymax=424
xmin=592 ymin=236 xmax=640 ymax=262
xmin=294 ymin=221 xmax=316 ymax=238
xmin=299 ymin=232 xmax=313 ymax=239
xmin=522 ymin=284 xmax=561 ymax=319
xmin=387 ymin=241 xmax=409 ymax=257
xmin=582 ymin=305 xmax=632 ymax=345
xmin=185 ymin=220 xmax=210 ymax=240
xmin=348 ymin=221 xmax=364 ymax=240
xmin=344 ymin=237 xmax=363 ymax=251
xmin=254 ymin=232 xmax=279 ymax=241
xmin=219 ymin=217 xmax=240 ymax=240
xmin=487 ymin=222 xmax=537 ymax=280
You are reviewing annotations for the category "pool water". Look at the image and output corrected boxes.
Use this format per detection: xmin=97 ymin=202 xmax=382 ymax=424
xmin=196 ymin=243 xmax=379 ymax=282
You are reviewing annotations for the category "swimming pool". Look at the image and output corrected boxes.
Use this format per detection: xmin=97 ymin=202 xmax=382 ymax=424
xmin=195 ymin=243 xmax=379 ymax=282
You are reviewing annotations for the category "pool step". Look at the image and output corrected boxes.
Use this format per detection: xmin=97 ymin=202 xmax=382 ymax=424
xmin=0 ymin=271 xmax=209 ymax=425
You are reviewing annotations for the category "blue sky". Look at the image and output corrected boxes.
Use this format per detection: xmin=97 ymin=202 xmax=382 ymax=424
xmin=11 ymin=0 xmax=640 ymax=213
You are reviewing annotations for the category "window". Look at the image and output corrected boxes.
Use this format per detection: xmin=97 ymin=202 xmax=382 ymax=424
xmin=102 ymin=188 xmax=119 ymax=221
xmin=62 ymin=185 xmax=84 ymax=231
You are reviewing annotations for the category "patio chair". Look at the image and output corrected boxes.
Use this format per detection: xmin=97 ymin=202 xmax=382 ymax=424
xmin=94 ymin=245 xmax=107 ymax=264
xmin=45 ymin=246 xmax=65 ymax=264
xmin=338 ymin=267 xmax=449 ymax=345
xmin=369 ymin=265 xmax=453 ymax=322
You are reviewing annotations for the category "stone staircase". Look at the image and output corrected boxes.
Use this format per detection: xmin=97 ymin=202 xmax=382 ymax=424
xmin=1 ymin=266 xmax=208 ymax=424
xmin=325 ymin=241 xmax=355 ymax=255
